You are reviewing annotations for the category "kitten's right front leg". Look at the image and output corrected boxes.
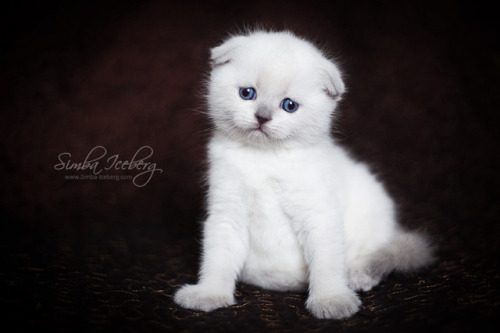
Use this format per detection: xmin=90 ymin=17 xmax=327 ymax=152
xmin=174 ymin=215 xmax=249 ymax=312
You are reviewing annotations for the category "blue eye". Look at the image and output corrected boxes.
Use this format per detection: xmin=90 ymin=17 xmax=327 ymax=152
xmin=280 ymin=98 xmax=299 ymax=113
xmin=239 ymin=87 xmax=256 ymax=100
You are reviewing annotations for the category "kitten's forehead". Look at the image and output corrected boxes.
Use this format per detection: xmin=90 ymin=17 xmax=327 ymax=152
xmin=241 ymin=33 xmax=319 ymax=67
xmin=211 ymin=31 xmax=344 ymax=101
xmin=236 ymin=33 xmax=321 ymax=87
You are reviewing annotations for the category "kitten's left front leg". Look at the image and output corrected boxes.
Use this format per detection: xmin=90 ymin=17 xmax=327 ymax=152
xmin=290 ymin=209 xmax=361 ymax=319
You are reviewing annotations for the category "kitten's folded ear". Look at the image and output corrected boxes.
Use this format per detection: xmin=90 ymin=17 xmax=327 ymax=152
xmin=323 ymin=60 xmax=345 ymax=101
xmin=210 ymin=36 xmax=244 ymax=68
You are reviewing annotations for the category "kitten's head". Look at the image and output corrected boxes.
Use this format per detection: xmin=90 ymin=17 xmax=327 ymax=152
xmin=207 ymin=30 xmax=344 ymax=147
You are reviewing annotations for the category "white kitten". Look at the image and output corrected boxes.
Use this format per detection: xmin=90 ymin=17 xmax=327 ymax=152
xmin=174 ymin=30 xmax=433 ymax=319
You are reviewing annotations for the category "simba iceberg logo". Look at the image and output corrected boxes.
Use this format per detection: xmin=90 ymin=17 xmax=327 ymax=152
xmin=54 ymin=145 xmax=163 ymax=187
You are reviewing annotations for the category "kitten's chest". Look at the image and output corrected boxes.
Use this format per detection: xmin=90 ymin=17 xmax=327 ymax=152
xmin=210 ymin=138 xmax=330 ymax=216
xmin=220 ymin=145 xmax=318 ymax=215
xmin=229 ymin=149 xmax=308 ymax=289
xmin=230 ymin=148 xmax=294 ymax=190
xmin=231 ymin=150 xmax=299 ymax=233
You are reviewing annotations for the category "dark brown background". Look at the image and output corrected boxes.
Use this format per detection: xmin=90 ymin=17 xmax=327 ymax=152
xmin=1 ymin=0 xmax=498 ymax=331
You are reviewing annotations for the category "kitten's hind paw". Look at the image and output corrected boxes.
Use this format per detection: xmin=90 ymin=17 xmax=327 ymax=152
xmin=174 ymin=284 xmax=235 ymax=312
xmin=347 ymin=268 xmax=381 ymax=292
xmin=306 ymin=289 xmax=361 ymax=319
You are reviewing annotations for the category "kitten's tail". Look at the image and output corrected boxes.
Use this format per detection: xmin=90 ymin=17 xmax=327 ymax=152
xmin=369 ymin=230 xmax=435 ymax=278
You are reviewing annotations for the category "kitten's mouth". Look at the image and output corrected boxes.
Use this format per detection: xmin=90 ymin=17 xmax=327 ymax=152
xmin=252 ymin=126 xmax=269 ymax=136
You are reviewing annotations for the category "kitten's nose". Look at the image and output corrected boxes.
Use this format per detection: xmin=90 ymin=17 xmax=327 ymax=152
xmin=255 ymin=106 xmax=272 ymax=125
xmin=256 ymin=114 xmax=271 ymax=125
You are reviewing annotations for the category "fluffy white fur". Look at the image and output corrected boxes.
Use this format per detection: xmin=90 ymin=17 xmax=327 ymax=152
xmin=174 ymin=30 xmax=433 ymax=319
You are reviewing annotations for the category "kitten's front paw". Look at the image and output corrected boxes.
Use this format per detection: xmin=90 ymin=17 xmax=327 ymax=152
xmin=306 ymin=289 xmax=361 ymax=319
xmin=174 ymin=284 xmax=235 ymax=312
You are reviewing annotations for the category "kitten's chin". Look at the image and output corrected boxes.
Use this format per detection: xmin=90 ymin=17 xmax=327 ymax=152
xmin=240 ymin=128 xmax=270 ymax=144
xmin=251 ymin=127 xmax=269 ymax=137
xmin=218 ymin=126 xmax=274 ymax=147
xmin=217 ymin=124 xmax=300 ymax=148
xmin=241 ymin=128 xmax=293 ymax=148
